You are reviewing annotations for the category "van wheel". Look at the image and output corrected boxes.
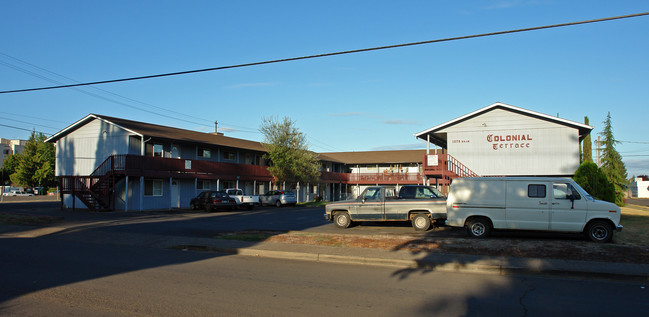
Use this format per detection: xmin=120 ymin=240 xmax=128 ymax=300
xmin=334 ymin=212 xmax=351 ymax=229
xmin=586 ymin=220 xmax=613 ymax=243
xmin=467 ymin=218 xmax=491 ymax=238
xmin=412 ymin=214 xmax=431 ymax=231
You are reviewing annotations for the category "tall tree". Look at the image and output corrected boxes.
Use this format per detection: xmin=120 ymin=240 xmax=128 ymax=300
xmin=582 ymin=116 xmax=593 ymax=163
xmin=10 ymin=131 xmax=56 ymax=188
xmin=599 ymin=112 xmax=627 ymax=206
xmin=260 ymin=116 xmax=320 ymax=187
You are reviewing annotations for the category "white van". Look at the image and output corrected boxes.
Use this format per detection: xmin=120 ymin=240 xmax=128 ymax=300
xmin=446 ymin=177 xmax=623 ymax=242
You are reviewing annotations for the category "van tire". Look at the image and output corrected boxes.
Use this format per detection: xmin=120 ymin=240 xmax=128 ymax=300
xmin=412 ymin=214 xmax=431 ymax=231
xmin=586 ymin=220 xmax=613 ymax=243
xmin=334 ymin=212 xmax=352 ymax=229
xmin=467 ymin=218 xmax=491 ymax=238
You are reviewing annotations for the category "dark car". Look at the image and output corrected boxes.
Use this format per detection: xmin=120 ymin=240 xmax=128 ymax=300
xmin=190 ymin=190 xmax=237 ymax=212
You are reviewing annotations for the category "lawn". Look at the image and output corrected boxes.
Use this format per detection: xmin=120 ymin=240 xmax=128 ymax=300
xmin=617 ymin=204 xmax=649 ymax=245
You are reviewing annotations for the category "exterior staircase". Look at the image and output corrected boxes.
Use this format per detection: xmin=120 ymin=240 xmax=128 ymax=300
xmin=59 ymin=156 xmax=125 ymax=211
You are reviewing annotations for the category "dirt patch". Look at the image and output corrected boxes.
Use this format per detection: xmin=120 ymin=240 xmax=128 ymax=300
xmin=225 ymin=230 xmax=649 ymax=264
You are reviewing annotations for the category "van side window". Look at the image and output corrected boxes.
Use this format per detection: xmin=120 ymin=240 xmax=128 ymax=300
xmin=528 ymin=184 xmax=546 ymax=198
xmin=553 ymin=183 xmax=581 ymax=200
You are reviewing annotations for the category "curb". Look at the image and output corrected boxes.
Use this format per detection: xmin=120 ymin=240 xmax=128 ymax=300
xmin=186 ymin=245 xmax=649 ymax=281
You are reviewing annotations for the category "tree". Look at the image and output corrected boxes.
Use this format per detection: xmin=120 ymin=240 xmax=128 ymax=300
xmin=573 ymin=161 xmax=615 ymax=203
xmin=259 ymin=116 xmax=320 ymax=187
xmin=10 ymin=131 xmax=56 ymax=188
xmin=581 ymin=116 xmax=593 ymax=163
xmin=598 ymin=112 xmax=628 ymax=206
xmin=1 ymin=153 xmax=20 ymax=185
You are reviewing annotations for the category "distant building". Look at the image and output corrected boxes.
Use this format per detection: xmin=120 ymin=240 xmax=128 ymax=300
xmin=0 ymin=138 xmax=28 ymax=168
xmin=630 ymin=177 xmax=649 ymax=198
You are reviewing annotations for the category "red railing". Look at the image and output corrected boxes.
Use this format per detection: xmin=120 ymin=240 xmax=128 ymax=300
xmin=422 ymin=154 xmax=478 ymax=179
xmin=348 ymin=172 xmax=422 ymax=184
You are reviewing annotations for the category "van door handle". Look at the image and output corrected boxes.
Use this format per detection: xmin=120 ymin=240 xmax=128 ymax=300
xmin=539 ymin=202 xmax=548 ymax=205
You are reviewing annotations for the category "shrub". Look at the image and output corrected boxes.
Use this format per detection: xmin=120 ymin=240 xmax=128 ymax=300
xmin=574 ymin=162 xmax=615 ymax=203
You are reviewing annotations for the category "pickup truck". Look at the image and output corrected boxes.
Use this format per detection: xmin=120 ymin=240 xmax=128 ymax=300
xmin=324 ymin=185 xmax=447 ymax=231
xmin=225 ymin=188 xmax=259 ymax=210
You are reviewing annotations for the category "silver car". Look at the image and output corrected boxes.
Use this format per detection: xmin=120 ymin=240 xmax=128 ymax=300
xmin=259 ymin=190 xmax=297 ymax=207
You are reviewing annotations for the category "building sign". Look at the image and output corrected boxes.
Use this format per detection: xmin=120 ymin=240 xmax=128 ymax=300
xmin=185 ymin=160 xmax=192 ymax=169
xmin=487 ymin=133 xmax=533 ymax=151
xmin=427 ymin=155 xmax=438 ymax=166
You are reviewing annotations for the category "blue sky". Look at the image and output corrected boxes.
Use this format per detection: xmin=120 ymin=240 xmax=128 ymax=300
xmin=1 ymin=1 xmax=648 ymax=176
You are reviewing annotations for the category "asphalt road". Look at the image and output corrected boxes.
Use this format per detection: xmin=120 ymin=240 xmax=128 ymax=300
xmin=1 ymin=235 xmax=647 ymax=316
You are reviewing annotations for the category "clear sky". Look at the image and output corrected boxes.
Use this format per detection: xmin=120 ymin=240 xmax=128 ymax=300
xmin=1 ymin=1 xmax=648 ymax=176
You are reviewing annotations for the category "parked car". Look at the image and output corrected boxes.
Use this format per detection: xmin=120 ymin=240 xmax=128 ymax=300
xmin=190 ymin=191 xmax=237 ymax=212
xmin=259 ymin=190 xmax=297 ymax=207
xmin=324 ymin=185 xmax=447 ymax=231
xmin=2 ymin=190 xmax=34 ymax=197
xmin=445 ymin=177 xmax=623 ymax=242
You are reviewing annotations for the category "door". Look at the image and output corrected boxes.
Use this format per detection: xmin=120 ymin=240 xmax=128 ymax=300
xmin=505 ymin=182 xmax=550 ymax=230
xmin=550 ymin=182 xmax=587 ymax=231
xmin=171 ymin=181 xmax=179 ymax=208
xmin=354 ymin=187 xmax=385 ymax=221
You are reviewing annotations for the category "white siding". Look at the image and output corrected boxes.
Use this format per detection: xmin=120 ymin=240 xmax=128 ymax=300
xmin=441 ymin=109 xmax=579 ymax=176
xmin=55 ymin=119 xmax=135 ymax=176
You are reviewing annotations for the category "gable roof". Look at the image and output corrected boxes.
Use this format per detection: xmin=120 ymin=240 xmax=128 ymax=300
xmin=414 ymin=102 xmax=593 ymax=148
xmin=45 ymin=114 xmax=267 ymax=152
xmin=318 ymin=149 xmax=433 ymax=164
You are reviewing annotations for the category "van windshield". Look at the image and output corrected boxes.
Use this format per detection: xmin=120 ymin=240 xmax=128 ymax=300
xmin=571 ymin=181 xmax=594 ymax=201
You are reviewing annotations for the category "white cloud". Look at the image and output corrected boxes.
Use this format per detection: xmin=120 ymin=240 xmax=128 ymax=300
xmin=370 ymin=143 xmax=427 ymax=151
xmin=383 ymin=119 xmax=421 ymax=125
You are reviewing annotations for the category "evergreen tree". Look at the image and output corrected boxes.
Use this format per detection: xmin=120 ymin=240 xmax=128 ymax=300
xmin=582 ymin=116 xmax=593 ymax=163
xmin=10 ymin=131 xmax=56 ymax=188
xmin=260 ymin=116 xmax=320 ymax=187
xmin=599 ymin=112 xmax=627 ymax=206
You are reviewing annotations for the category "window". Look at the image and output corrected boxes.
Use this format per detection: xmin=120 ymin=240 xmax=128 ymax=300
xmin=197 ymin=180 xmax=211 ymax=190
xmin=553 ymin=183 xmax=580 ymax=200
xmin=198 ymin=148 xmax=211 ymax=158
xmin=145 ymin=179 xmax=163 ymax=196
xmin=223 ymin=151 xmax=236 ymax=161
xmin=3 ymin=149 xmax=9 ymax=155
xmin=153 ymin=144 xmax=163 ymax=157
xmin=528 ymin=184 xmax=546 ymax=198
xmin=363 ymin=188 xmax=382 ymax=201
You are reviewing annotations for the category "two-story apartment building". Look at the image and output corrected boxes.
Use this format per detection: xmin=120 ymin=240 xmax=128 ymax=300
xmin=46 ymin=114 xmax=438 ymax=211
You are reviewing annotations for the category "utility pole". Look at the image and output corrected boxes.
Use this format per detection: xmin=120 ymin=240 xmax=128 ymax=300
xmin=596 ymin=136 xmax=601 ymax=167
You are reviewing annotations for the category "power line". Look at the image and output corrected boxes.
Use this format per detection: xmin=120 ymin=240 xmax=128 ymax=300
xmin=0 ymin=53 xmax=260 ymax=134
xmin=0 ymin=123 xmax=50 ymax=136
xmin=1 ymin=12 xmax=647 ymax=94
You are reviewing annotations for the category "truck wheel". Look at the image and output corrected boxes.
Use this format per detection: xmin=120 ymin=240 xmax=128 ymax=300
xmin=412 ymin=214 xmax=431 ymax=231
xmin=586 ymin=220 xmax=613 ymax=243
xmin=334 ymin=212 xmax=351 ymax=229
xmin=466 ymin=218 xmax=491 ymax=238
